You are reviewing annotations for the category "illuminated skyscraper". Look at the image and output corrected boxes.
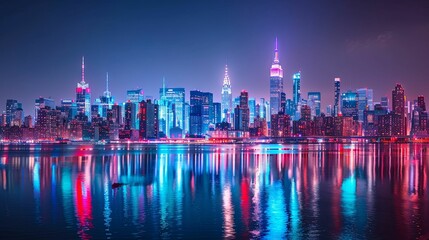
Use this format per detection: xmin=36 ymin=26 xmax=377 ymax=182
xmin=76 ymin=56 xmax=91 ymax=119
xmin=334 ymin=78 xmax=341 ymax=116
xmin=356 ymin=88 xmax=374 ymax=122
xmin=341 ymin=91 xmax=359 ymax=120
xmin=270 ymin=38 xmax=283 ymax=115
xmin=392 ymin=83 xmax=406 ymax=135
xmin=308 ymin=92 xmax=321 ymax=117
xmin=221 ymin=65 xmax=232 ymax=122
xmin=98 ymin=72 xmax=114 ymax=118
xmin=293 ymin=72 xmax=301 ymax=110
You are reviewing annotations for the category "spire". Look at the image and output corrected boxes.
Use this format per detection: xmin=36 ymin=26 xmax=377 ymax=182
xmin=81 ymin=56 xmax=85 ymax=83
xmin=162 ymin=77 xmax=166 ymax=97
xmin=106 ymin=72 xmax=109 ymax=92
xmin=223 ymin=65 xmax=231 ymax=86
xmin=274 ymin=37 xmax=279 ymax=64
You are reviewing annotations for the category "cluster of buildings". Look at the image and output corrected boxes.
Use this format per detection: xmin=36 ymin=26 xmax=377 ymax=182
xmin=1 ymin=40 xmax=427 ymax=142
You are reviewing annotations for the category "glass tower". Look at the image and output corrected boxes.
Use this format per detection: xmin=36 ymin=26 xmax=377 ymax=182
xmin=269 ymin=38 xmax=283 ymax=115
xmin=221 ymin=65 xmax=232 ymax=123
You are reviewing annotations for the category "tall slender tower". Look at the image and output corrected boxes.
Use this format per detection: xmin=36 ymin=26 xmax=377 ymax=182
xmin=221 ymin=65 xmax=232 ymax=122
xmin=76 ymin=56 xmax=91 ymax=119
xmin=334 ymin=77 xmax=341 ymax=116
xmin=392 ymin=83 xmax=406 ymax=135
xmin=293 ymin=72 xmax=301 ymax=109
xmin=270 ymin=37 xmax=284 ymax=115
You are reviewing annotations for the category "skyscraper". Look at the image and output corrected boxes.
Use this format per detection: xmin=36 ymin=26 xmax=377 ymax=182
xmin=307 ymin=92 xmax=321 ymax=117
xmin=293 ymin=72 xmax=301 ymax=111
xmin=98 ymin=72 xmax=114 ymax=118
xmin=334 ymin=78 xmax=341 ymax=116
xmin=269 ymin=38 xmax=284 ymax=115
xmin=356 ymin=88 xmax=374 ymax=122
xmin=239 ymin=90 xmax=250 ymax=131
xmin=76 ymin=56 xmax=91 ymax=119
xmin=392 ymin=83 xmax=406 ymax=135
xmin=221 ymin=65 xmax=232 ymax=123
xmin=139 ymin=99 xmax=159 ymax=139
xmin=341 ymin=90 xmax=359 ymax=120
xmin=248 ymin=98 xmax=256 ymax=124
xmin=190 ymin=90 xmax=213 ymax=136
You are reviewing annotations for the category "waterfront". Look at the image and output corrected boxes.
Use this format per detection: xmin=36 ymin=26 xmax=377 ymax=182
xmin=0 ymin=143 xmax=428 ymax=239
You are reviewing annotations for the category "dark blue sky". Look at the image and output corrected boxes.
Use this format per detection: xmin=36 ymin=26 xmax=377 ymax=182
xmin=1 ymin=0 xmax=429 ymax=115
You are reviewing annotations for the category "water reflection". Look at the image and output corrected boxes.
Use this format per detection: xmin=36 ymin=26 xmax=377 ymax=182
xmin=0 ymin=143 xmax=428 ymax=239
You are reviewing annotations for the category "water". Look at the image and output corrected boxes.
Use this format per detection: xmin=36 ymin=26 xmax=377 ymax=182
xmin=0 ymin=143 xmax=428 ymax=239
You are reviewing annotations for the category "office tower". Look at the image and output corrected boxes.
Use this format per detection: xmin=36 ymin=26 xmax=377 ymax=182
xmin=301 ymin=105 xmax=312 ymax=121
xmin=124 ymin=101 xmax=133 ymax=131
xmin=259 ymin=98 xmax=266 ymax=119
xmin=126 ymin=88 xmax=144 ymax=130
xmin=308 ymin=92 xmax=321 ymax=117
xmin=221 ymin=65 xmax=232 ymax=122
xmin=341 ymin=91 xmax=359 ymax=120
xmin=269 ymin=38 xmax=284 ymax=115
xmin=334 ymin=78 xmax=341 ymax=116
xmin=35 ymin=97 xmax=55 ymax=120
xmin=76 ymin=56 xmax=91 ymax=119
xmin=356 ymin=88 xmax=374 ymax=122
xmin=6 ymin=99 xmax=20 ymax=126
xmin=159 ymin=87 xmax=185 ymax=136
xmin=98 ymin=72 xmax=114 ymax=118
xmin=280 ymin=93 xmax=286 ymax=113
xmin=139 ymin=100 xmax=159 ymax=139
xmin=126 ymin=89 xmax=144 ymax=103
xmin=326 ymin=105 xmax=332 ymax=117
xmin=234 ymin=105 xmax=241 ymax=131
xmin=248 ymin=98 xmax=256 ymax=124
xmin=392 ymin=84 xmax=406 ymax=135
xmin=111 ymin=104 xmax=122 ymax=125
xmin=24 ymin=115 xmax=33 ymax=128
xmin=381 ymin=97 xmax=389 ymax=111
xmin=293 ymin=72 xmax=301 ymax=110
xmin=190 ymin=90 xmax=213 ymax=136
xmin=271 ymin=113 xmax=291 ymax=137
xmin=213 ymin=102 xmax=222 ymax=124
xmin=239 ymin=90 xmax=250 ymax=131
xmin=417 ymin=95 xmax=426 ymax=111
xmin=184 ymin=102 xmax=190 ymax=134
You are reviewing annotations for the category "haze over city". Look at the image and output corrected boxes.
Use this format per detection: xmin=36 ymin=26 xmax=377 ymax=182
xmin=2 ymin=0 xmax=429 ymax=114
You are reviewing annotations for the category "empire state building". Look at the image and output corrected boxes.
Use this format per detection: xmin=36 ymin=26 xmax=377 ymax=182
xmin=221 ymin=65 xmax=232 ymax=122
xmin=269 ymin=38 xmax=284 ymax=115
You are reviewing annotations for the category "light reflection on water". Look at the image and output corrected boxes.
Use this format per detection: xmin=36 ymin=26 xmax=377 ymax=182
xmin=0 ymin=143 xmax=428 ymax=239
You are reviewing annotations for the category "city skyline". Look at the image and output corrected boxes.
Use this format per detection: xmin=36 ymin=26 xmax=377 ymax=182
xmin=2 ymin=1 xmax=429 ymax=114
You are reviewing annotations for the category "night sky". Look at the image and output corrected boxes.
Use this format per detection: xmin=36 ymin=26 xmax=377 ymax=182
xmin=1 ymin=0 xmax=429 ymax=115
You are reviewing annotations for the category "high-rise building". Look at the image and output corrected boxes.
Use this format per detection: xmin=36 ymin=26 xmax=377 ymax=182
xmin=6 ymin=99 xmax=19 ymax=126
xmin=308 ymin=92 xmax=321 ymax=117
xmin=381 ymin=97 xmax=389 ymax=111
xmin=35 ymin=97 xmax=55 ymax=120
xmin=124 ymin=101 xmax=133 ymax=131
xmin=239 ymin=90 xmax=250 ymax=131
xmin=269 ymin=38 xmax=284 ymax=115
xmin=157 ymin=79 xmax=186 ymax=137
xmin=293 ymin=72 xmax=301 ymax=110
xmin=139 ymin=100 xmax=159 ymax=139
xmin=392 ymin=84 xmax=406 ymax=135
xmin=190 ymin=90 xmax=213 ymax=136
xmin=221 ymin=65 xmax=232 ymax=123
xmin=76 ymin=56 xmax=91 ymax=119
xmin=417 ymin=95 xmax=426 ymax=111
xmin=248 ymin=98 xmax=256 ymax=124
xmin=259 ymin=98 xmax=266 ymax=119
xmin=341 ymin=91 xmax=359 ymax=120
xmin=126 ymin=88 xmax=144 ymax=130
xmin=98 ymin=72 xmax=114 ymax=118
xmin=213 ymin=102 xmax=222 ymax=124
xmin=280 ymin=93 xmax=286 ymax=113
xmin=334 ymin=78 xmax=341 ymax=116
xmin=356 ymin=88 xmax=374 ymax=122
